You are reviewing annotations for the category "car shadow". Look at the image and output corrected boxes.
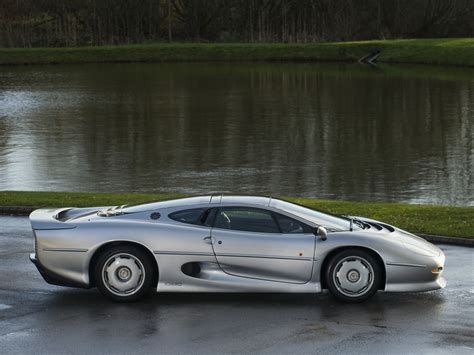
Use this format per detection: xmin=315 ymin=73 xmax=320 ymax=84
xmin=16 ymin=287 xmax=449 ymax=343
xmin=47 ymin=287 xmax=447 ymax=320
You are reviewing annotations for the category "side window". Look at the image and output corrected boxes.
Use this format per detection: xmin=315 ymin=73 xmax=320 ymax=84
xmin=169 ymin=208 xmax=210 ymax=226
xmin=274 ymin=213 xmax=313 ymax=234
xmin=214 ymin=207 xmax=279 ymax=233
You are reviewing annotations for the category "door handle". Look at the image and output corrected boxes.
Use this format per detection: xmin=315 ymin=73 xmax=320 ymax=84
xmin=203 ymin=236 xmax=214 ymax=244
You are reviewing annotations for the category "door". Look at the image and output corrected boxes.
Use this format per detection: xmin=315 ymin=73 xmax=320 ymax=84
xmin=210 ymin=207 xmax=316 ymax=283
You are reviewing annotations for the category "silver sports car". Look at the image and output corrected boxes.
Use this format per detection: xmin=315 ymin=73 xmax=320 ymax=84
xmin=29 ymin=195 xmax=446 ymax=303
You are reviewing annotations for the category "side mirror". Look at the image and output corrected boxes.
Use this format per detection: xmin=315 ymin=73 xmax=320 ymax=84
xmin=315 ymin=226 xmax=328 ymax=241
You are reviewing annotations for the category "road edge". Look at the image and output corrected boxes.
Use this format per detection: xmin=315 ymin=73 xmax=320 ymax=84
xmin=1 ymin=206 xmax=472 ymax=247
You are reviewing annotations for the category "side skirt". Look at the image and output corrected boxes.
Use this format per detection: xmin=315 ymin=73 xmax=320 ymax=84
xmin=155 ymin=254 xmax=322 ymax=293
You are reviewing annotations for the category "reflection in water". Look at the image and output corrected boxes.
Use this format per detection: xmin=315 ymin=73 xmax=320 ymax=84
xmin=0 ymin=63 xmax=472 ymax=205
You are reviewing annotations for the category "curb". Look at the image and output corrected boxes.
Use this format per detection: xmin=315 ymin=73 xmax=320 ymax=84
xmin=0 ymin=206 xmax=472 ymax=247
xmin=0 ymin=206 xmax=36 ymax=216
xmin=416 ymin=234 xmax=474 ymax=247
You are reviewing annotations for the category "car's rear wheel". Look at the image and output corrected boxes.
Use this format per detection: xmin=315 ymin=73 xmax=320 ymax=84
xmin=94 ymin=245 xmax=155 ymax=302
xmin=325 ymin=249 xmax=381 ymax=303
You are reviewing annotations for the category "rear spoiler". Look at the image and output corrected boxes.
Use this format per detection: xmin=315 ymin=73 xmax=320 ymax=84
xmin=29 ymin=207 xmax=77 ymax=230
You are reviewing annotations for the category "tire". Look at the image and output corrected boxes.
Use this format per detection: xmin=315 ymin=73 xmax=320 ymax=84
xmin=325 ymin=249 xmax=382 ymax=303
xmin=94 ymin=245 xmax=155 ymax=302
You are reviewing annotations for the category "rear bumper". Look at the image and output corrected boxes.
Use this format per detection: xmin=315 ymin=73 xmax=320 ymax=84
xmin=30 ymin=253 xmax=89 ymax=289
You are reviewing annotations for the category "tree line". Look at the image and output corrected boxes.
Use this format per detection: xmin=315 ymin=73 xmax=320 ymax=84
xmin=1 ymin=0 xmax=474 ymax=47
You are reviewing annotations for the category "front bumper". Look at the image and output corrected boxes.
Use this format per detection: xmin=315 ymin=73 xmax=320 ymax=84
xmin=30 ymin=253 xmax=89 ymax=289
xmin=385 ymin=275 xmax=446 ymax=292
xmin=385 ymin=251 xmax=447 ymax=293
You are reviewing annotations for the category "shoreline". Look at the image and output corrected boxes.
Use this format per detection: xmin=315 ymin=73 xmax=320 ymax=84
xmin=1 ymin=39 xmax=474 ymax=67
xmin=1 ymin=191 xmax=472 ymax=241
xmin=1 ymin=205 xmax=471 ymax=247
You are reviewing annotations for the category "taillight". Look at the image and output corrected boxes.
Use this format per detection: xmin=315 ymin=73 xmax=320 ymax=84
xmin=32 ymin=229 xmax=37 ymax=253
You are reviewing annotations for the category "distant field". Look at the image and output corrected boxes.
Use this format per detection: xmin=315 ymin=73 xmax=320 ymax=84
xmin=0 ymin=39 xmax=474 ymax=66
xmin=1 ymin=191 xmax=472 ymax=238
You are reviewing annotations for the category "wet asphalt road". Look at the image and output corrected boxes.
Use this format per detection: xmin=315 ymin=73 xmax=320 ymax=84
xmin=0 ymin=216 xmax=473 ymax=354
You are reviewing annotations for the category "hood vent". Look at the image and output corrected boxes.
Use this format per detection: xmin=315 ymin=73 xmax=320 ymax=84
xmin=353 ymin=218 xmax=395 ymax=233
xmin=97 ymin=205 xmax=127 ymax=217
xmin=365 ymin=221 xmax=395 ymax=233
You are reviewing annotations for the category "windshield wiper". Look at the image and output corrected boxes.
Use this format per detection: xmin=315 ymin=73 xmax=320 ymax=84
xmin=340 ymin=215 xmax=369 ymax=230
xmin=340 ymin=215 xmax=354 ymax=231
xmin=353 ymin=219 xmax=366 ymax=229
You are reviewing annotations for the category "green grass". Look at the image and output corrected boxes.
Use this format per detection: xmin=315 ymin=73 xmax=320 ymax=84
xmin=0 ymin=191 xmax=185 ymax=208
xmin=1 ymin=191 xmax=472 ymax=238
xmin=1 ymin=39 xmax=474 ymax=66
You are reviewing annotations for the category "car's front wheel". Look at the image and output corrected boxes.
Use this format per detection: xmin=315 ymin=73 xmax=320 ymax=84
xmin=94 ymin=245 xmax=155 ymax=302
xmin=325 ymin=249 xmax=382 ymax=303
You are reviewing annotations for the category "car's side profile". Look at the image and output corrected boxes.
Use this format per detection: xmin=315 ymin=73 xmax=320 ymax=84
xmin=29 ymin=195 xmax=446 ymax=302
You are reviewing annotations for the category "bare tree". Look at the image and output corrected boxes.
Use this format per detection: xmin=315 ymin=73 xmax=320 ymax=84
xmin=1 ymin=0 xmax=474 ymax=47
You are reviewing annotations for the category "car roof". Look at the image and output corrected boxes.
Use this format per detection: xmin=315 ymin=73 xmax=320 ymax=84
xmin=123 ymin=196 xmax=211 ymax=213
xmin=216 ymin=195 xmax=271 ymax=206
xmin=123 ymin=195 xmax=272 ymax=213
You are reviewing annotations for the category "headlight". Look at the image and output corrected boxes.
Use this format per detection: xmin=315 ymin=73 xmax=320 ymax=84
xmin=396 ymin=230 xmax=441 ymax=257
xmin=402 ymin=240 xmax=440 ymax=257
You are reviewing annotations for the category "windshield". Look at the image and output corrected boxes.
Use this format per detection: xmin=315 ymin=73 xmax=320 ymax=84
xmin=271 ymin=199 xmax=357 ymax=232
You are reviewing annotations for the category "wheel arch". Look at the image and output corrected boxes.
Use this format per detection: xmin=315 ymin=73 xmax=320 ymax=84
xmin=320 ymin=246 xmax=386 ymax=290
xmin=88 ymin=240 xmax=159 ymax=288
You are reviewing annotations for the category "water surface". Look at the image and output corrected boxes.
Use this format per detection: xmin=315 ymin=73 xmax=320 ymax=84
xmin=0 ymin=62 xmax=472 ymax=205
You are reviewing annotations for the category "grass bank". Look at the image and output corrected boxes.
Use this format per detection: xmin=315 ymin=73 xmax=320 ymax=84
xmin=1 ymin=39 xmax=474 ymax=66
xmin=1 ymin=191 xmax=472 ymax=239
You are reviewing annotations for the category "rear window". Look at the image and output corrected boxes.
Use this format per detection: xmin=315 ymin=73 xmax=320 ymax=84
xmin=169 ymin=208 xmax=211 ymax=226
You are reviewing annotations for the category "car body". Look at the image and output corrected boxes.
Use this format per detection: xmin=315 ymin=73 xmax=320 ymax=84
xmin=29 ymin=195 xmax=446 ymax=302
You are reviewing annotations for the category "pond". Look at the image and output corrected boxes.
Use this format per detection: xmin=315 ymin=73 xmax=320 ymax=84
xmin=0 ymin=62 xmax=472 ymax=206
